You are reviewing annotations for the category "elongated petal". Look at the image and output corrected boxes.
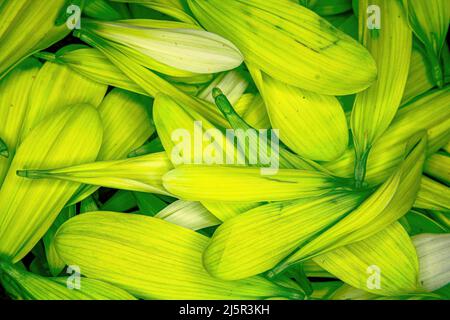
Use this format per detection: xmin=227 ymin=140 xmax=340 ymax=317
xmin=43 ymin=206 xmax=76 ymax=276
xmin=74 ymin=29 xmax=228 ymax=127
xmin=330 ymin=284 xmax=442 ymax=300
xmin=252 ymin=68 xmax=348 ymax=161
xmin=153 ymin=93 xmax=243 ymax=166
xmin=303 ymin=260 xmax=334 ymax=278
xmin=53 ymin=212 xmax=303 ymax=299
xmin=310 ymin=0 xmax=352 ymax=16
xmin=203 ymin=193 xmax=364 ymax=280
xmin=424 ymin=152 xmax=450 ymax=185
xmin=163 ymin=165 xmax=343 ymax=202
xmin=403 ymin=0 xmax=450 ymax=86
xmin=54 ymin=46 xmax=147 ymax=95
xmin=310 ymin=281 xmax=344 ymax=300
xmin=402 ymin=44 xmax=435 ymax=104
xmin=52 ymin=46 xmax=206 ymax=95
xmin=351 ymin=0 xmax=412 ymax=184
xmin=404 ymin=210 xmax=448 ymax=236
xmin=198 ymin=70 xmax=249 ymax=105
xmin=133 ymin=192 xmax=166 ymax=216
xmin=313 ymin=222 xmax=419 ymax=296
xmin=414 ymin=176 xmax=450 ymax=211
xmin=85 ymin=0 xmax=131 ymax=20
xmin=0 ymin=260 xmax=135 ymax=300
xmin=111 ymin=0 xmax=199 ymax=24
xmin=128 ymin=138 xmax=165 ymax=158
xmin=98 ymin=89 xmax=154 ymax=159
xmin=100 ymin=190 xmax=137 ymax=212
xmin=68 ymin=88 xmax=156 ymax=204
xmin=0 ymin=104 xmax=103 ymax=262
xmin=18 ymin=152 xmax=173 ymax=196
xmin=188 ymin=0 xmax=377 ymax=95
xmin=155 ymin=200 xmax=221 ymax=230
xmin=153 ymin=93 xmax=263 ymax=220
xmin=277 ymin=133 xmax=426 ymax=270
xmin=18 ymin=61 xmax=107 ymax=143
xmin=0 ymin=58 xmax=41 ymax=183
xmin=84 ymin=19 xmax=244 ymax=74
xmin=233 ymin=93 xmax=271 ymax=130
xmin=326 ymin=87 xmax=450 ymax=185
xmin=201 ymin=201 xmax=262 ymax=222
xmin=0 ymin=0 xmax=69 ymax=79
xmin=412 ymin=233 xmax=450 ymax=291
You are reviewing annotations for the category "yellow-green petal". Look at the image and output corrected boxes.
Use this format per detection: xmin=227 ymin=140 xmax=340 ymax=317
xmin=351 ymin=0 xmax=412 ymax=185
xmin=0 ymin=260 xmax=136 ymax=300
xmin=0 ymin=58 xmax=42 ymax=183
xmin=414 ymin=176 xmax=450 ymax=211
xmin=0 ymin=104 xmax=103 ymax=262
xmin=277 ymin=133 xmax=426 ymax=269
xmin=163 ymin=165 xmax=343 ymax=202
xmin=18 ymin=61 xmax=107 ymax=143
xmin=203 ymin=193 xmax=364 ymax=280
xmin=53 ymin=211 xmax=303 ymax=300
xmin=188 ymin=0 xmax=377 ymax=95
xmin=251 ymin=67 xmax=348 ymax=161
xmin=19 ymin=152 xmax=173 ymax=196
xmin=0 ymin=0 xmax=70 ymax=79
xmin=313 ymin=222 xmax=420 ymax=296
xmin=155 ymin=200 xmax=221 ymax=230
xmin=68 ymin=88 xmax=156 ymax=204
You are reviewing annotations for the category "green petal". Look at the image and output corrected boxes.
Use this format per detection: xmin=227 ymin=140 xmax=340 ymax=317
xmin=163 ymin=165 xmax=343 ymax=202
xmin=74 ymin=29 xmax=228 ymax=127
xmin=0 ymin=0 xmax=70 ymax=79
xmin=310 ymin=0 xmax=352 ymax=16
xmin=252 ymin=68 xmax=349 ymax=161
xmin=402 ymin=44 xmax=436 ymax=104
xmin=403 ymin=0 xmax=450 ymax=86
xmin=198 ymin=70 xmax=249 ymax=105
xmin=203 ymin=193 xmax=364 ymax=280
xmin=68 ymin=88 xmax=155 ymax=204
xmin=233 ymin=93 xmax=271 ymax=130
xmin=111 ymin=0 xmax=198 ymax=24
xmin=18 ymin=61 xmax=107 ymax=143
xmin=84 ymin=0 xmax=131 ymax=20
xmin=404 ymin=210 xmax=448 ymax=236
xmin=326 ymin=87 xmax=450 ymax=185
xmin=351 ymin=0 xmax=412 ymax=185
xmin=43 ymin=206 xmax=76 ymax=276
xmin=100 ymin=190 xmax=137 ymax=212
xmin=155 ymin=200 xmax=221 ymax=230
xmin=414 ymin=176 xmax=450 ymax=211
xmin=0 ymin=260 xmax=136 ymax=300
xmin=0 ymin=58 xmax=42 ymax=183
xmin=188 ymin=0 xmax=377 ymax=95
xmin=278 ymin=133 xmax=426 ymax=269
xmin=0 ymin=104 xmax=103 ymax=262
xmin=83 ymin=19 xmax=244 ymax=74
xmin=18 ymin=152 xmax=173 ymax=196
xmin=314 ymin=222 xmax=420 ymax=296
xmin=424 ymin=152 xmax=450 ymax=185
xmin=53 ymin=211 xmax=303 ymax=300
